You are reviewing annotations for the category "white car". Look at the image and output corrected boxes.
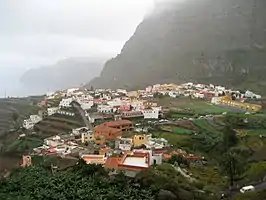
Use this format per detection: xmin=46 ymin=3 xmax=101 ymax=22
xmin=240 ymin=185 xmax=255 ymax=193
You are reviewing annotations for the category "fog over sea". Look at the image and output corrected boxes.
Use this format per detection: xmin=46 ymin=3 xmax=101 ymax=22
xmin=0 ymin=68 xmax=45 ymax=98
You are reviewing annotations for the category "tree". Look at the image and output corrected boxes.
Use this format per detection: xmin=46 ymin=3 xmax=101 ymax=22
xmin=223 ymin=125 xmax=238 ymax=152
xmin=220 ymin=151 xmax=246 ymax=189
xmin=0 ymin=164 xmax=155 ymax=200
xmin=168 ymin=154 xmax=185 ymax=166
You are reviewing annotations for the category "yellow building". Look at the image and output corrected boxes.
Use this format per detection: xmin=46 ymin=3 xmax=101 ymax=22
xmin=133 ymin=135 xmax=147 ymax=147
xmin=81 ymin=132 xmax=95 ymax=143
xmin=220 ymin=95 xmax=262 ymax=112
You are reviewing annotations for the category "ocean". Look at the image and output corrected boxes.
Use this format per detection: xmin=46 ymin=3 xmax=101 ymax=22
xmin=0 ymin=68 xmax=45 ymax=98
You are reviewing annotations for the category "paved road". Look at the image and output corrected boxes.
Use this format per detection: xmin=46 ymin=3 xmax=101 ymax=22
xmin=223 ymin=180 xmax=266 ymax=198
xmin=72 ymin=101 xmax=93 ymax=130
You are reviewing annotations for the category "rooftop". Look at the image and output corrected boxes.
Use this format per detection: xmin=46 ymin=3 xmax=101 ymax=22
xmin=103 ymin=120 xmax=133 ymax=127
xmin=81 ymin=155 xmax=105 ymax=165
xmin=104 ymin=157 xmax=121 ymax=169
xmin=94 ymin=125 xmax=121 ymax=133
xmin=123 ymin=157 xmax=148 ymax=168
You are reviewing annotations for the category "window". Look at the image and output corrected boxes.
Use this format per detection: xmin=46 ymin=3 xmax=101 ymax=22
xmin=139 ymin=137 xmax=142 ymax=140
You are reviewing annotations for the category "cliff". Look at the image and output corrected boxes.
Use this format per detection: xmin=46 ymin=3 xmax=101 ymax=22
xmin=88 ymin=0 xmax=266 ymax=93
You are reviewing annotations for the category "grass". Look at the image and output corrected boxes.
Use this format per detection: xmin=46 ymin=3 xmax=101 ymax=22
xmin=244 ymin=129 xmax=266 ymax=136
xmin=171 ymin=113 xmax=193 ymax=118
xmin=157 ymin=97 xmax=235 ymax=115
xmin=193 ymin=119 xmax=221 ymax=135
xmin=173 ymin=127 xmax=193 ymax=135
xmin=152 ymin=131 xmax=192 ymax=147
xmin=5 ymin=135 xmax=43 ymax=153
xmin=160 ymin=125 xmax=193 ymax=135
xmin=179 ymin=101 xmax=234 ymax=115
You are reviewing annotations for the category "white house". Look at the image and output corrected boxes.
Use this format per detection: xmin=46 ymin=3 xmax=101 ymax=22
xmin=102 ymin=94 xmax=112 ymax=100
xmin=142 ymin=107 xmax=161 ymax=119
xmin=211 ymin=97 xmax=222 ymax=105
xmin=47 ymin=107 xmax=59 ymax=116
xmin=117 ymin=89 xmax=127 ymax=94
xmin=23 ymin=119 xmax=34 ymax=129
xmin=146 ymin=135 xmax=168 ymax=149
xmin=30 ymin=115 xmax=42 ymax=124
xmin=107 ymin=98 xmax=123 ymax=107
xmin=245 ymin=90 xmax=261 ymax=99
xmin=80 ymin=101 xmax=94 ymax=110
xmin=59 ymin=98 xmax=73 ymax=108
xmin=97 ymin=105 xmax=113 ymax=113
xmin=115 ymin=137 xmax=133 ymax=151
xmin=131 ymin=101 xmax=144 ymax=111
xmin=74 ymin=95 xmax=94 ymax=110
xmin=193 ymin=92 xmax=204 ymax=99
xmin=168 ymin=91 xmax=177 ymax=98
xmin=46 ymin=92 xmax=55 ymax=99
xmin=57 ymin=110 xmax=75 ymax=116
xmin=23 ymin=115 xmax=42 ymax=129
xmin=44 ymin=135 xmax=64 ymax=147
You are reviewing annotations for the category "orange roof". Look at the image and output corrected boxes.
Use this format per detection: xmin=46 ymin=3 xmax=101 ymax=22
xmin=81 ymin=155 xmax=105 ymax=165
xmin=104 ymin=157 xmax=121 ymax=169
xmin=103 ymin=120 xmax=132 ymax=127
xmin=94 ymin=125 xmax=121 ymax=133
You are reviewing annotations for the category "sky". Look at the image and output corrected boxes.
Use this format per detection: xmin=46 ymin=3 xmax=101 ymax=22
xmin=0 ymin=0 xmax=154 ymax=71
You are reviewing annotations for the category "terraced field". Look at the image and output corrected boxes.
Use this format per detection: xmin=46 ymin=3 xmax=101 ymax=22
xmin=193 ymin=119 xmax=221 ymax=135
xmin=34 ymin=115 xmax=84 ymax=138
xmin=0 ymin=97 xmax=41 ymax=136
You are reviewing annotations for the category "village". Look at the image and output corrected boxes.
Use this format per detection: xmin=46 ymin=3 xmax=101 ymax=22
xmin=19 ymin=82 xmax=263 ymax=177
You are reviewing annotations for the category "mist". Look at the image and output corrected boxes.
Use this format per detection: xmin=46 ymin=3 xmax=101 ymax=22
xmin=0 ymin=0 xmax=154 ymax=97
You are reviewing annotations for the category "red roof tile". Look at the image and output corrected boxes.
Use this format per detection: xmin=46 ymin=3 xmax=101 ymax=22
xmin=104 ymin=157 xmax=121 ymax=169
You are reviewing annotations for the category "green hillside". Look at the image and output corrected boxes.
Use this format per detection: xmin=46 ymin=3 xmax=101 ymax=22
xmin=0 ymin=97 xmax=42 ymax=136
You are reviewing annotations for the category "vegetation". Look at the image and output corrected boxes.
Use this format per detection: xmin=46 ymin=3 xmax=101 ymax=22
xmin=4 ymin=135 xmax=43 ymax=154
xmin=0 ymin=160 xmax=217 ymax=200
xmin=193 ymin=119 xmax=221 ymax=135
xmin=234 ymin=189 xmax=266 ymax=200
xmin=0 ymin=97 xmax=41 ymax=136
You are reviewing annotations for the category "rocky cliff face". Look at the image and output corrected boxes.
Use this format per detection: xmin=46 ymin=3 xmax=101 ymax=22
xmin=89 ymin=0 xmax=266 ymax=92
xmin=21 ymin=57 xmax=106 ymax=93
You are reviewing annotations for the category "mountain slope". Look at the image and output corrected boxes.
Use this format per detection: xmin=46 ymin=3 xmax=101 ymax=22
xmin=89 ymin=0 xmax=266 ymax=92
xmin=21 ymin=57 xmax=105 ymax=93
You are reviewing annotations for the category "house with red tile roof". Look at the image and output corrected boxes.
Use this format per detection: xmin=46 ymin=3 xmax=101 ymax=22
xmin=94 ymin=120 xmax=134 ymax=142
xmin=117 ymin=149 xmax=162 ymax=177
xmin=81 ymin=154 xmax=106 ymax=165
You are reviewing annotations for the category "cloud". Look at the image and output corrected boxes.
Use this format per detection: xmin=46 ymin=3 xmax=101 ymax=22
xmin=0 ymin=0 xmax=154 ymax=70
